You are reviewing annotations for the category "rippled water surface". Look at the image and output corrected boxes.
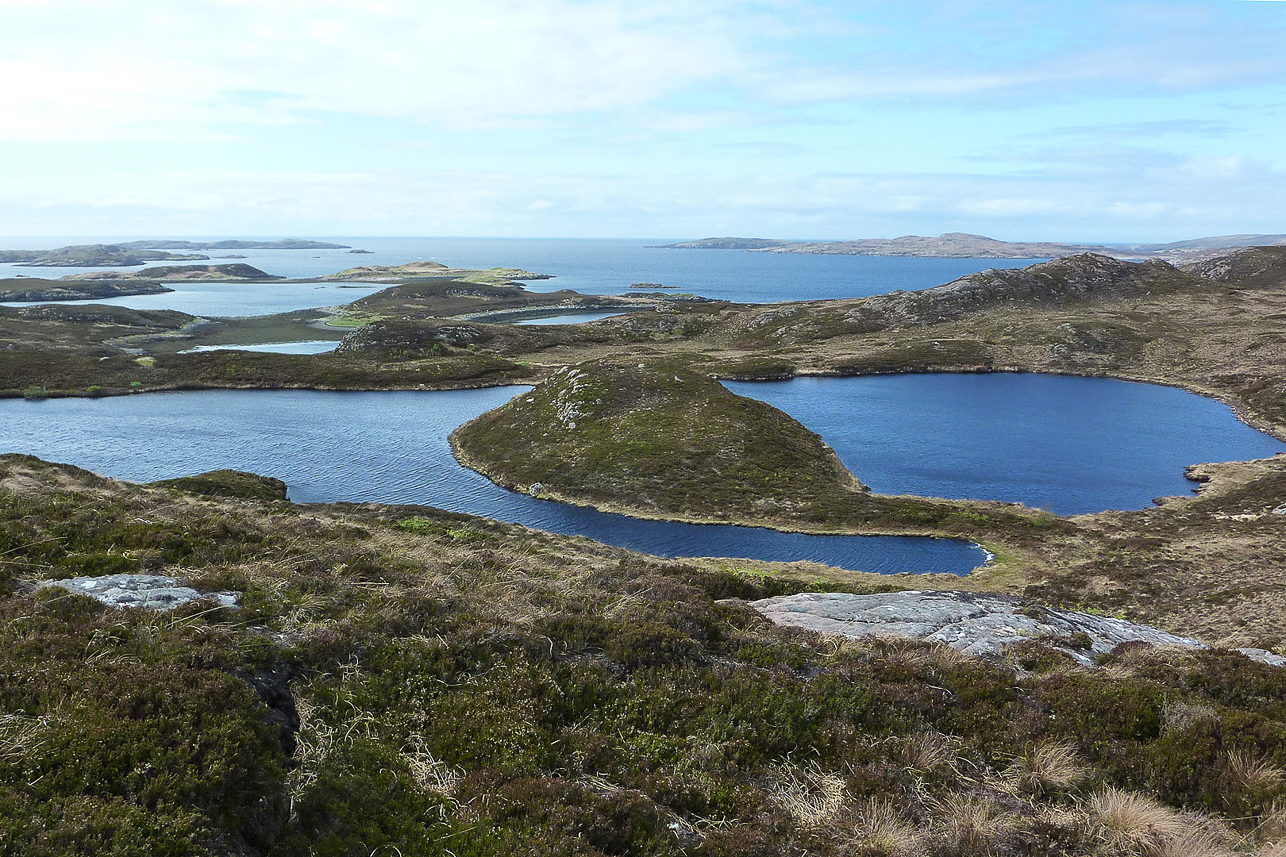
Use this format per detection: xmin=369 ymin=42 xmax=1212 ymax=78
xmin=0 ymin=388 xmax=985 ymax=575
xmin=726 ymin=374 xmax=1286 ymax=515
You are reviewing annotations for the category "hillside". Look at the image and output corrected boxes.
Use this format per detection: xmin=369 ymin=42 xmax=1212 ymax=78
xmin=452 ymin=359 xmax=870 ymax=524
xmin=3 ymin=454 xmax=1286 ymax=855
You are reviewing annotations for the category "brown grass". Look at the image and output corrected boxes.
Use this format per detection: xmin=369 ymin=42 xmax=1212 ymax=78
xmin=769 ymin=761 xmax=848 ymax=828
xmin=1088 ymin=788 xmax=1238 ymax=857
xmin=844 ymin=797 xmax=921 ymax=856
xmin=1007 ymin=739 xmax=1086 ymax=792
xmin=1228 ymin=749 xmax=1286 ymax=792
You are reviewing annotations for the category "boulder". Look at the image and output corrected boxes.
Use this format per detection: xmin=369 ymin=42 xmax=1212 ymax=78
xmin=37 ymin=574 xmax=240 ymax=610
xmin=747 ymin=590 xmax=1282 ymax=667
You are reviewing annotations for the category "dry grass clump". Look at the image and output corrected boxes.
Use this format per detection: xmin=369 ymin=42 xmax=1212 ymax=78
xmin=1007 ymin=739 xmax=1086 ymax=793
xmin=769 ymin=761 xmax=848 ymax=828
xmin=0 ymin=712 xmax=53 ymax=760
xmin=1259 ymin=801 xmax=1286 ymax=845
xmin=925 ymin=791 xmax=1020 ymax=854
xmin=899 ymin=730 xmax=960 ymax=776
xmin=1088 ymin=787 xmax=1238 ymax=857
xmin=842 ymin=797 xmax=921 ymax=856
xmin=1259 ymin=842 xmax=1286 ymax=857
xmin=1228 ymin=749 xmax=1286 ymax=792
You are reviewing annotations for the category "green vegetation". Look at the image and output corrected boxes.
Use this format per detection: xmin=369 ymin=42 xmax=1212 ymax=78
xmin=151 ymin=469 xmax=289 ymax=501
xmin=452 ymin=357 xmax=870 ymax=524
xmin=0 ymin=455 xmax=1283 ymax=855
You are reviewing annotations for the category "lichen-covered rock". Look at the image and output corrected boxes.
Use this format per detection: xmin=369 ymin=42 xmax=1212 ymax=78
xmin=37 ymin=574 xmax=240 ymax=610
xmin=749 ymin=590 xmax=1216 ymax=666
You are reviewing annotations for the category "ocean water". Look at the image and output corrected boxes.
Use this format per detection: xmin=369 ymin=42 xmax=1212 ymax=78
xmin=0 ymin=236 xmax=1047 ymax=311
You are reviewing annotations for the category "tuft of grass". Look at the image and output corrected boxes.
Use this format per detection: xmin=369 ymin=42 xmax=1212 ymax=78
xmin=768 ymin=762 xmax=847 ymax=828
xmin=1008 ymin=739 xmax=1087 ymax=794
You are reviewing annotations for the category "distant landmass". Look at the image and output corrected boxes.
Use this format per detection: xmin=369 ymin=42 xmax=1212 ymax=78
xmin=653 ymin=237 xmax=791 ymax=250
xmin=0 ymin=244 xmax=210 ymax=267
xmin=0 ymin=239 xmax=349 ymax=268
xmin=656 ymin=232 xmax=1286 ymax=262
xmin=0 ymin=277 xmax=172 ymax=302
xmin=63 ymin=264 xmax=279 ymax=281
xmin=115 ymin=239 xmax=350 ymax=251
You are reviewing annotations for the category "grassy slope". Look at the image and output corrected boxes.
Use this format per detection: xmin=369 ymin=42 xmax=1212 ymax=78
xmin=2 ymin=455 xmax=1286 ymax=856
xmin=452 ymin=358 xmax=869 ymax=524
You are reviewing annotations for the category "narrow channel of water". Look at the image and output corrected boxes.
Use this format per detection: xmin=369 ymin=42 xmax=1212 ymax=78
xmin=0 ymin=388 xmax=985 ymax=575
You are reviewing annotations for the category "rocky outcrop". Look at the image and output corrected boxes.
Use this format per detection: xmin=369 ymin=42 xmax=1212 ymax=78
xmin=1181 ymin=246 xmax=1286 ymax=290
xmin=842 ymin=254 xmax=1204 ymax=330
xmin=750 ymin=591 xmax=1284 ymax=667
xmin=37 ymin=574 xmax=240 ymax=610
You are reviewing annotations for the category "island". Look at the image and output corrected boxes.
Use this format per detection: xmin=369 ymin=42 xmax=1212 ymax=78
xmin=657 ymin=231 xmax=1286 ymax=262
xmin=0 ymin=239 xmax=351 ymax=267
xmin=0 ymin=244 xmax=210 ymax=267
xmin=0 ymin=277 xmax=173 ymax=302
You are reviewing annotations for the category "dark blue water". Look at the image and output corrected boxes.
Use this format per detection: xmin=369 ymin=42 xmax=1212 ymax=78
xmin=0 ymin=388 xmax=984 ymax=575
xmin=726 ymin=374 xmax=1286 ymax=515
xmin=0 ymin=237 xmax=1047 ymax=309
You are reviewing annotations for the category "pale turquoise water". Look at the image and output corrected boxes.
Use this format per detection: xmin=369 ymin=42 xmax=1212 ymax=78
xmin=179 ymin=340 xmax=340 ymax=354
xmin=513 ymin=311 xmax=625 ymax=326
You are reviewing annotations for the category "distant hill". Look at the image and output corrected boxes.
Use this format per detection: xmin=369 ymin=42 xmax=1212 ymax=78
xmin=653 ymin=237 xmax=791 ymax=250
xmin=116 ymin=239 xmax=350 ymax=251
xmin=0 ymin=244 xmax=209 ymax=267
xmin=657 ymin=232 xmax=1286 ymax=262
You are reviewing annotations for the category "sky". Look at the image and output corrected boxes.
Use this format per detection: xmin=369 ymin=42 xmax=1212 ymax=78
xmin=0 ymin=0 xmax=1283 ymax=242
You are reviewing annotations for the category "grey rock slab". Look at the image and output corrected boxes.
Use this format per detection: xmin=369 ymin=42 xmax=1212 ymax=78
xmin=750 ymin=590 xmax=1208 ymax=666
xmin=37 ymin=574 xmax=240 ymax=611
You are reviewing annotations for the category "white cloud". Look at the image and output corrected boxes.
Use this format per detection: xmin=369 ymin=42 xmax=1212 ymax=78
xmin=0 ymin=0 xmax=772 ymax=141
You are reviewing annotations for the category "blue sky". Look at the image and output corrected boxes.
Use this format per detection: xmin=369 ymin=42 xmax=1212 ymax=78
xmin=0 ymin=0 xmax=1283 ymax=241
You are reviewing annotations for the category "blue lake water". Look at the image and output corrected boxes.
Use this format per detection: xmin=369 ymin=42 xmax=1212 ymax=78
xmin=513 ymin=311 xmax=625 ymax=326
xmin=179 ymin=340 xmax=340 ymax=355
xmin=0 ymin=237 xmax=1047 ymax=310
xmin=725 ymin=374 xmax=1286 ymax=515
xmin=0 ymin=281 xmax=386 ymax=318
xmin=0 ymin=388 xmax=985 ymax=575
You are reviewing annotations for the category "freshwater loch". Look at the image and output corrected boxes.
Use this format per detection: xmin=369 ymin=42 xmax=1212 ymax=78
xmin=2 ymin=372 xmax=1282 ymax=571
